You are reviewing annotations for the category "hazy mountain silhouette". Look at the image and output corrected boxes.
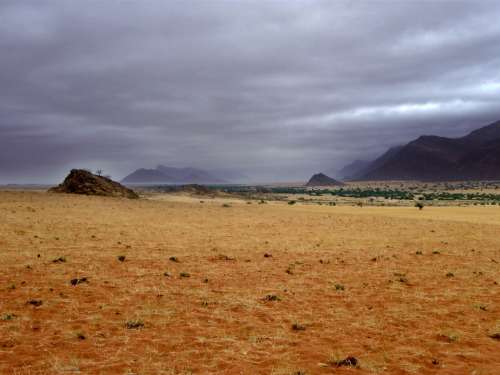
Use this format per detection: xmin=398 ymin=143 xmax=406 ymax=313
xmin=337 ymin=160 xmax=371 ymax=180
xmin=122 ymin=165 xmax=227 ymax=184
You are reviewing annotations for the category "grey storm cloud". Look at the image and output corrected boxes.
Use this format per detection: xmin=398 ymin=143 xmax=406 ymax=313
xmin=1 ymin=0 xmax=500 ymax=183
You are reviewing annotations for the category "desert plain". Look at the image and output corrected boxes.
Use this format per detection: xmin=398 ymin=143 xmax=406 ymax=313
xmin=0 ymin=190 xmax=499 ymax=374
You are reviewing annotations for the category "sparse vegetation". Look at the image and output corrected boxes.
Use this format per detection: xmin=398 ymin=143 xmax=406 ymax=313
xmin=2 ymin=190 xmax=500 ymax=373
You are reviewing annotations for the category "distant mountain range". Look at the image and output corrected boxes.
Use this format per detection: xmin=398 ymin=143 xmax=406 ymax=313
xmin=306 ymin=173 xmax=344 ymax=186
xmin=122 ymin=165 xmax=232 ymax=184
xmin=338 ymin=120 xmax=500 ymax=181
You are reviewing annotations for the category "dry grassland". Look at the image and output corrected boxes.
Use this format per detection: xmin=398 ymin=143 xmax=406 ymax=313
xmin=0 ymin=191 xmax=499 ymax=374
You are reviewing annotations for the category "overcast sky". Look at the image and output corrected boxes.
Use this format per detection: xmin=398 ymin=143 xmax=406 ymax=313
xmin=1 ymin=0 xmax=500 ymax=183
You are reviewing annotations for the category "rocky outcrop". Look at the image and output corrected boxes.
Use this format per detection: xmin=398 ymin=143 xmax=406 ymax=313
xmin=49 ymin=169 xmax=139 ymax=199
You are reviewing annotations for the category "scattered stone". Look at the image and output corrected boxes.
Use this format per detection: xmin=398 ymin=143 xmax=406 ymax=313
xmin=27 ymin=299 xmax=43 ymax=307
xmin=70 ymin=277 xmax=88 ymax=286
xmin=292 ymin=323 xmax=306 ymax=331
xmin=489 ymin=333 xmax=500 ymax=340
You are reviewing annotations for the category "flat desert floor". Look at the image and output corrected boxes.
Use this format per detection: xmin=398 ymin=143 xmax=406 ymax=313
xmin=0 ymin=191 xmax=499 ymax=374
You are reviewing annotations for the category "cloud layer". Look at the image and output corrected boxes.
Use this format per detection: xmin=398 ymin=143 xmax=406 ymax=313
xmin=1 ymin=0 xmax=500 ymax=183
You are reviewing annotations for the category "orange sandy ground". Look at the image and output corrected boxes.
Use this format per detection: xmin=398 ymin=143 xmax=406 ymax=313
xmin=0 ymin=191 xmax=499 ymax=374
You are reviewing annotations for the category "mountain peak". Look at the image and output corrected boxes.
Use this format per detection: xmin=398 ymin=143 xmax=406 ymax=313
xmin=306 ymin=173 xmax=344 ymax=187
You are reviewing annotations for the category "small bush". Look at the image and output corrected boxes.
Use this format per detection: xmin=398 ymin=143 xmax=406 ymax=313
xmin=117 ymin=255 xmax=126 ymax=262
xmin=2 ymin=313 xmax=16 ymax=321
xmin=125 ymin=320 xmax=145 ymax=329
xmin=329 ymin=356 xmax=358 ymax=368
xmin=335 ymin=284 xmax=345 ymax=291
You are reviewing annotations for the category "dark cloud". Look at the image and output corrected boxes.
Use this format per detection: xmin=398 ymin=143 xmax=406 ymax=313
xmin=1 ymin=0 xmax=500 ymax=183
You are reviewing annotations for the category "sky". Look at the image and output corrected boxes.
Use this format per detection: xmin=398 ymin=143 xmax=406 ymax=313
xmin=1 ymin=0 xmax=500 ymax=183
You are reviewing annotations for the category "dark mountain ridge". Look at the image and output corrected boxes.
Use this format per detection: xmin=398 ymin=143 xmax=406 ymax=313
xmin=350 ymin=120 xmax=500 ymax=181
